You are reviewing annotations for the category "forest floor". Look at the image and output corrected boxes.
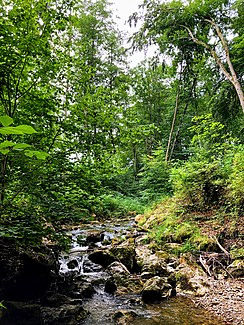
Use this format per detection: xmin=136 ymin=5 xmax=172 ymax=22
xmin=195 ymin=215 xmax=244 ymax=325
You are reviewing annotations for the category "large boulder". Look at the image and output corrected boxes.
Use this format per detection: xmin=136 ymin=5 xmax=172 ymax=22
xmin=41 ymin=304 xmax=89 ymax=325
xmin=109 ymin=239 xmax=137 ymax=272
xmin=141 ymin=276 xmax=173 ymax=303
xmin=227 ymin=259 xmax=244 ymax=278
xmin=135 ymin=246 xmax=170 ymax=278
xmin=88 ymin=250 xmax=115 ymax=268
xmin=88 ymin=239 xmax=137 ymax=272
xmin=106 ymin=262 xmax=142 ymax=294
xmin=175 ymin=254 xmax=210 ymax=297
xmin=0 ymin=239 xmax=57 ymax=301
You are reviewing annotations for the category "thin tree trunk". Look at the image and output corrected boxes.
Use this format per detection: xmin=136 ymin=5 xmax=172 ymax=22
xmin=165 ymin=82 xmax=180 ymax=162
xmin=169 ymin=77 xmax=196 ymax=160
xmin=184 ymin=21 xmax=244 ymax=113
xmin=169 ymin=101 xmax=189 ymax=161
xmin=132 ymin=144 xmax=137 ymax=180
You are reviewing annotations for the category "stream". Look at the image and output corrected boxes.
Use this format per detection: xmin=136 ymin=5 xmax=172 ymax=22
xmin=58 ymin=217 xmax=226 ymax=325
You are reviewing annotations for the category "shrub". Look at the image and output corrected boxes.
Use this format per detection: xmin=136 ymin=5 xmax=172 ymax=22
xmin=138 ymin=148 xmax=172 ymax=203
xmin=170 ymin=114 xmax=235 ymax=212
xmin=170 ymin=159 xmax=227 ymax=211
xmin=228 ymin=145 xmax=244 ymax=213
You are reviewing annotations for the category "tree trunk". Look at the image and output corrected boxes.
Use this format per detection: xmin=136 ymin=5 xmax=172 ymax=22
xmin=184 ymin=21 xmax=244 ymax=113
xmin=165 ymin=82 xmax=180 ymax=162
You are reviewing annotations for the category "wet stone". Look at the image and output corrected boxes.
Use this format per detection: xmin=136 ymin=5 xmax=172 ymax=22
xmin=83 ymin=259 xmax=103 ymax=273
xmin=67 ymin=259 xmax=79 ymax=270
xmin=104 ymin=278 xmax=117 ymax=294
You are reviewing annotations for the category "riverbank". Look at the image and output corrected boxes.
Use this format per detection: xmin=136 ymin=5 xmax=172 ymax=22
xmin=193 ymin=277 xmax=244 ymax=325
xmin=135 ymin=197 xmax=244 ymax=325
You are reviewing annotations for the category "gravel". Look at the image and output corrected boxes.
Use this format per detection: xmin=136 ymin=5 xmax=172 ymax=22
xmin=194 ymin=278 xmax=244 ymax=325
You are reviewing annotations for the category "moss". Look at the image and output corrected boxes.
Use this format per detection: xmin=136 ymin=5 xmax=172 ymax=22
xmin=230 ymin=247 xmax=244 ymax=260
xmin=189 ymin=232 xmax=216 ymax=251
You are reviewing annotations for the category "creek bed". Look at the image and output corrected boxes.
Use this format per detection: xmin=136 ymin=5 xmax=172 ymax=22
xmin=59 ymin=218 xmax=227 ymax=325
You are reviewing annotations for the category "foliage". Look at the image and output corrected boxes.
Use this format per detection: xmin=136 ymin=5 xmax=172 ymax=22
xmin=145 ymin=200 xmax=214 ymax=254
xmin=170 ymin=115 xmax=235 ymax=211
xmin=0 ymin=0 xmax=243 ymax=251
xmin=138 ymin=148 xmax=172 ymax=203
xmin=171 ymin=159 xmax=226 ymax=211
xmin=227 ymin=145 xmax=244 ymax=213
xmin=96 ymin=194 xmax=145 ymax=218
xmin=0 ymin=116 xmax=48 ymax=158
xmin=230 ymin=247 xmax=244 ymax=260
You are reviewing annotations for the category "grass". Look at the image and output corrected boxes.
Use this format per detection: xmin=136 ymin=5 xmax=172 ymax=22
xmin=99 ymin=193 xmax=147 ymax=218
xmin=139 ymin=197 xmax=219 ymax=255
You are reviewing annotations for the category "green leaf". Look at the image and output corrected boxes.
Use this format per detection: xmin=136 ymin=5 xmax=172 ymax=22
xmin=0 ymin=127 xmax=24 ymax=135
xmin=24 ymin=150 xmax=34 ymax=158
xmin=15 ymin=125 xmax=37 ymax=134
xmin=0 ymin=149 xmax=10 ymax=155
xmin=34 ymin=151 xmax=49 ymax=160
xmin=0 ymin=116 xmax=13 ymax=127
xmin=24 ymin=150 xmax=49 ymax=160
xmin=13 ymin=143 xmax=31 ymax=150
xmin=0 ymin=141 xmax=15 ymax=149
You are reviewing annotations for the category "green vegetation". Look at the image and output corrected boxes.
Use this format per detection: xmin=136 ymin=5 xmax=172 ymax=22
xmin=0 ymin=0 xmax=243 ymax=249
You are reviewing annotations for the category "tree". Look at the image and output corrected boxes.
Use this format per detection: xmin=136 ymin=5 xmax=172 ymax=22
xmin=131 ymin=0 xmax=244 ymax=113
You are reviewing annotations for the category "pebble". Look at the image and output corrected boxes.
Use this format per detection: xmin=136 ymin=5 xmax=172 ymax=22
xmin=193 ymin=278 xmax=244 ymax=325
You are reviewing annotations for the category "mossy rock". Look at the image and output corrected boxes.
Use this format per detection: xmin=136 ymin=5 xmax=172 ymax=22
xmin=230 ymin=248 xmax=244 ymax=260
xmin=227 ymin=259 xmax=244 ymax=278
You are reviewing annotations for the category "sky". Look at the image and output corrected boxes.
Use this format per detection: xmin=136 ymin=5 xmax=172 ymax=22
xmin=111 ymin=0 xmax=143 ymax=30
xmin=110 ymin=0 xmax=156 ymax=66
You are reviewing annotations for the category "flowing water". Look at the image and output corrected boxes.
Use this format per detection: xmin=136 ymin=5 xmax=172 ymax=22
xmin=58 ymin=218 xmax=227 ymax=325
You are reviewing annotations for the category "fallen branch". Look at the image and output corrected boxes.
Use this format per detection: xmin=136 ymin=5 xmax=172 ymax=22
xmin=213 ymin=236 xmax=230 ymax=257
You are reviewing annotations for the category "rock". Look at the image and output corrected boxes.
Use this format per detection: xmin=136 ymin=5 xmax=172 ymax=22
xmin=107 ymin=261 xmax=131 ymax=276
xmin=175 ymin=255 xmax=210 ymax=296
xmin=163 ymin=242 xmax=182 ymax=252
xmin=135 ymin=234 xmax=148 ymax=245
xmin=82 ymin=259 xmax=103 ymax=273
xmin=88 ymin=250 xmax=115 ymax=268
xmin=1 ymin=301 xmax=42 ymax=325
xmin=104 ymin=278 xmax=117 ymax=294
xmin=41 ymin=304 xmax=89 ymax=325
xmin=134 ymin=214 xmax=145 ymax=224
xmin=41 ymin=292 xmax=76 ymax=307
xmin=141 ymin=215 xmax=158 ymax=229
xmin=135 ymin=245 xmax=169 ymax=277
xmin=109 ymin=239 xmax=137 ymax=272
xmin=57 ymin=277 xmax=95 ymax=299
xmin=86 ymin=231 xmax=102 ymax=244
xmin=141 ymin=276 xmax=173 ymax=303
xmin=227 ymin=259 xmax=244 ymax=278
xmin=107 ymin=262 xmax=142 ymax=294
xmin=113 ymin=310 xmax=139 ymax=324
xmin=67 ymin=259 xmax=79 ymax=270
xmin=0 ymin=239 xmax=57 ymax=301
